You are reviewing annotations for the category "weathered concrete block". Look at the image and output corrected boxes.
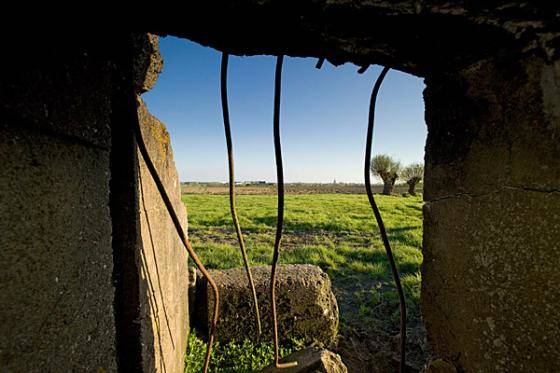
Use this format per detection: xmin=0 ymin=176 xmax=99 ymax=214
xmin=136 ymin=97 xmax=189 ymax=372
xmin=196 ymin=264 xmax=339 ymax=348
xmin=260 ymin=348 xmax=347 ymax=373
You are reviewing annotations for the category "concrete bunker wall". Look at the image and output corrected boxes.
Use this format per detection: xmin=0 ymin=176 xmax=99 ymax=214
xmin=422 ymin=54 xmax=560 ymax=372
xmin=120 ymin=33 xmax=191 ymax=373
xmin=136 ymin=98 xmax=190 ymax=373
xmin=0 ymin=3 xmax=559 ymax=371
xmin=0 ymin=33 xmax=189 ymax=372
xmin=0 ymin=36 xmax=118 ymax=371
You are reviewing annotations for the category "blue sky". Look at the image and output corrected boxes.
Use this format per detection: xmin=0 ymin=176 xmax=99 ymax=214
xmin=143 ymin=37 xmax=427 ymax=183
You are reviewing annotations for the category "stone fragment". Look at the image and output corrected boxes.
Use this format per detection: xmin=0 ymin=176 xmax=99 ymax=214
xmin=195 ymin=264 xmax=338 ymax=348
xmin=259 ymin=348 xmax=348 ymax=373
xmin=133 ymin=33 xmax=163 ymax=93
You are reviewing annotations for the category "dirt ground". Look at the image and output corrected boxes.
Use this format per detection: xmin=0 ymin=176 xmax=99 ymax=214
xmin=182 ymin=182 xmax=420 ymax=196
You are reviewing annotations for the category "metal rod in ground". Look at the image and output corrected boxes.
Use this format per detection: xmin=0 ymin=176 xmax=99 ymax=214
xmin=363 ymin=66 xmax=407 ymax=373
xmin=270 ymin=55 xmax=298 ymax=369
xmin=220 ymin=52 xmax=262 ymax=339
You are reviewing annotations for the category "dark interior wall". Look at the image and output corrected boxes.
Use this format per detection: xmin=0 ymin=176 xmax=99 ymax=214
xmin=0 ymin=33 xmax=190 ymax=373
xmin=159 ymin=1 xmax=558 ymax=77
xmin=422 ymin=55 xmax=560 ymax=372
xmin=0 ymin=35 xmax=118 ymax=371
xmin=1 ymin=3 xmax=558 ymax=371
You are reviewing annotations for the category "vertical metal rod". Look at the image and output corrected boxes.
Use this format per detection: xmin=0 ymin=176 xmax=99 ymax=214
xmin=363 ymin=66 xmax=407 ymax=373
xmin=270 ymin=55 xmax=298 ymax=369
xmin=131 ymin=100 xmax=219 ymax=373
xmin=220 ymin=52 xmax=262 ymax=339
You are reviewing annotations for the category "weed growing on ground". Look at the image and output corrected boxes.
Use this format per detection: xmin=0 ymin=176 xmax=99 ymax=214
xmin=185 ymin=331 xmax=301 ymax=373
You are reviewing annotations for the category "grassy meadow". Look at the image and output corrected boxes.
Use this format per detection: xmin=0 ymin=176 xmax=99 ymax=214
xmin=184 ymin=193 xmax=426 ymax=372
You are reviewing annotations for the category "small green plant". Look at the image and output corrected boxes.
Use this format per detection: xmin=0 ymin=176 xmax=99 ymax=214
xmin=185 ymin=331 xmax=208 ymax=372
xmin=185 ymin=331 xmax=301 ymax=373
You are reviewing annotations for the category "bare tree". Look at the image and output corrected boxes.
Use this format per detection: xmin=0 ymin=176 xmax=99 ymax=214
xmin=370 ymin=154 xmax=401 ymax=195
xmin=401 ymin=163 xmax=424 ymax=196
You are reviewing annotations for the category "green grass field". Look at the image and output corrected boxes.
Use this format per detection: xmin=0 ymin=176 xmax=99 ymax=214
xmin=184 ymin=193 xmax=426 ymax=371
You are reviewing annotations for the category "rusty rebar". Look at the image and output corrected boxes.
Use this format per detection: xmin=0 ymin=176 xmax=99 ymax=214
xmin=220 ymin=52 xmax=262 ymax=339
xmin=363 ymin=66 xmax=407 ymax=373
xmin=357 ymin=65 xmax=370 ymax=74
xmin=270 ymin=55 xmax=298 ymax=369
xmin=131 ymin=98 xmax=219 ymax=373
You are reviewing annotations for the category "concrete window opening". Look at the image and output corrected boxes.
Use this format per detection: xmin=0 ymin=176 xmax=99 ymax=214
xmin=1 ymin=3 xmax=559 ymax=372
xmin=145 ymin=36 xmax=428 ymax=372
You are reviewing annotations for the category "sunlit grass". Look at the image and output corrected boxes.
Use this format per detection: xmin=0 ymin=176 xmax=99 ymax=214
xmin=184 ymin=193 xmax=422 ymax=277
xmin=183 ymin=193 xmax=424 ymax=371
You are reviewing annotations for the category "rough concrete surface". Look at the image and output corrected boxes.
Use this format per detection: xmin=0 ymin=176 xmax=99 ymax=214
xmin=0 ymin=39 xmax=113 ymax=149
xmin=134 ymin=33 xmax=164 ymax=94
xmin=196 ymin=264 xmax=339 ymax=348
xmin=0 ymin=40 xmax=116 ymax=371
xmin=260 ymin=347 xmax=348 ymax=373
xmin=162 ymin=1 xmax=559 ymax=77
xmin=422 ymin=55 xmax=560 ymax=372
xmin=0 ymin=31 xmax=189 ymax=373
xmin=1 ymin=9 xmax=559 ymax=372
xmin=0 ymin=126 xmax=116 ymax=372
xmin=425 ymin=359 xmax=458 ymax=373
xmin=136 ymin=98 xmax=190 ymax=373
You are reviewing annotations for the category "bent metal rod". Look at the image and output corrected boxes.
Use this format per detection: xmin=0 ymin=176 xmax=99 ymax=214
xmin=270 ymin=55 xmax=298 ymax=369
xmin=220 ymin=52 xmax=262 ymax=339
xmin=363 ymin=66 xmax=407 ymax=373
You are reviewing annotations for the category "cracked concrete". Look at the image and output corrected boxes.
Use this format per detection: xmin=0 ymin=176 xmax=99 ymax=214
xmin=423 ymin=55 xmax=560 ymax=372
xmin=427 ymin=185 xmax=560 ymax=204
xmin=1 ymin=4 xmax=559 ymax=371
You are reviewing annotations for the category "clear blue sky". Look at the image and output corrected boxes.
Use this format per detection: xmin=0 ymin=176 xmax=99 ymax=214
xmin=142 ymin=37 xmax=427 ymax=183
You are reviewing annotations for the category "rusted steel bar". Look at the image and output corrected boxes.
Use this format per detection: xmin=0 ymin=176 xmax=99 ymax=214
xmin=357 ymin=65 xmax=370 ymax=74
xmin=315 ymin=57 xmax=325 ymax=69
xmin=220 ymin=52 xmax=262 ymax=339
xmin=363 ymin=66 xmax=407 ymax=373
xmin=131 ymin=98 xmax=219 ymax=373
xmin=270 ymin=55 xmax=298 ymax=369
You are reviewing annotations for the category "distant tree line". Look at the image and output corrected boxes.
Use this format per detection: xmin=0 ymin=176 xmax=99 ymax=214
xmin=370 ymin=154 xmax=424 ymax=196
